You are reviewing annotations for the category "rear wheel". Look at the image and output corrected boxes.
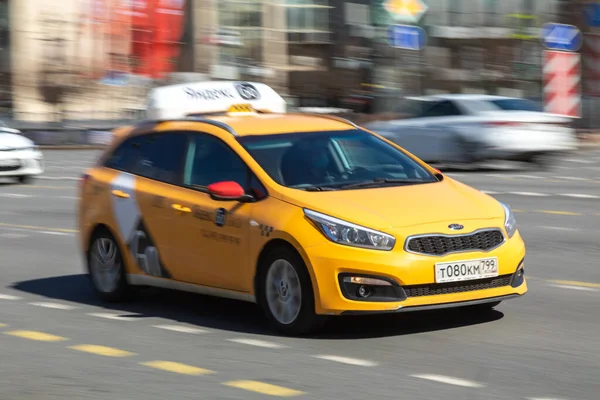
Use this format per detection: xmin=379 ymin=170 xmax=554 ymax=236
xmin=257 ymin=246 xmax=325 ymax=336
xmin=88 ymin=230 xmax=131 ymax=302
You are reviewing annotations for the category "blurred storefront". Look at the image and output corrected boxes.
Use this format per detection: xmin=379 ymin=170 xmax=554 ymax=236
xmin=0 ymin=0 xmax=10 ymax=114
xmin=8 ymin=0 xmax=196 ymax=121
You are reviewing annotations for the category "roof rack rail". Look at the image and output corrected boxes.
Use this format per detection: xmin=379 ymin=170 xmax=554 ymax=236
xmin=293 ymin=112 xmax=360 ymax=129
xmin=135 ymin=117 xmax=238 ymax=136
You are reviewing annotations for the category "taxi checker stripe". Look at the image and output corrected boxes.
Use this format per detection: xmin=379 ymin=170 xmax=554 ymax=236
xmin=543 ymin=50 xmax=581 ymax=117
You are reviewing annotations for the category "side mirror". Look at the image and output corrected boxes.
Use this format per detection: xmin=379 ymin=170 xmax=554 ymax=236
xmin=207 ymin=181 xmax=253 ymax=202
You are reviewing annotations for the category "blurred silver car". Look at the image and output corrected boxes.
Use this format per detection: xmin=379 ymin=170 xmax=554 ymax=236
xmin=365 ymin=94 xmax=578 ymax=169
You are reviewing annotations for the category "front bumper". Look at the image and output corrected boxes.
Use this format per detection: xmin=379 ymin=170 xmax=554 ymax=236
xmin=0 ymin=150 xmax=44 ymax=177
xmin=306 ymin=231 xmax=527 ymax=316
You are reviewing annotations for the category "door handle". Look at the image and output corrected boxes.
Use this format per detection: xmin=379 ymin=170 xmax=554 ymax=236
xmin=111 ymin=190 xmax=130 ymax=199
xmin=171 ymin=203 xmax=191 ymax=213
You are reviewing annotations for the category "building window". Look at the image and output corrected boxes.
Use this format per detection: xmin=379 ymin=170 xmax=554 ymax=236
xmin=217 ymin=1 xmax=263 ymax=66
xmin=283 ymin=0 xmax=331 ymax=43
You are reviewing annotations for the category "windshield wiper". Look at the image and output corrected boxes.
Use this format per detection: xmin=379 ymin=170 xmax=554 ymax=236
xmin=295 ymin=185 xmax=338 ymax=191
xmin=340 ymin=178 xmax=425 ymax=190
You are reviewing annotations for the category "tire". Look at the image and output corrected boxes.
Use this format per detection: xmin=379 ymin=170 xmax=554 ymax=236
xmin=256 ymin=246 xmax=325 ymax=336
xmin=528 ymin=153 xmax=555 ymax=171
xmin=17 ymin=175 xmax=34 ymax=184
xmin=87 ymin=229 xmax=131 ymax=302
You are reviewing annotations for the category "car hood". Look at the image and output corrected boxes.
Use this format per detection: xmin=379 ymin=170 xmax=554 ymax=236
xmin=0 ymin=132 xmax=34 ymax=150
xmin=278 ymin=178 xmax=505 ymax=230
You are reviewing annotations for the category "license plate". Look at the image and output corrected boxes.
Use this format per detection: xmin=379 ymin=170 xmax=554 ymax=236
xmin=434 ymin=257 xmax=498 ymax=283
xmin=0 ymin=159 xmax=19 ymax=167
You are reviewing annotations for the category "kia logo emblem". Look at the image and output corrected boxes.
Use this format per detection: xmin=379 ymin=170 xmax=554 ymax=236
xmin=235 ymin=82 xmax=260 ymax=100
xmin=448 ymin=224 xmax=464 ymax=230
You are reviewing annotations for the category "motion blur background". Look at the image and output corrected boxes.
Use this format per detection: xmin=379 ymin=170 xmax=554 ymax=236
xmin=1 ymin=0 xmax=599 ymax=136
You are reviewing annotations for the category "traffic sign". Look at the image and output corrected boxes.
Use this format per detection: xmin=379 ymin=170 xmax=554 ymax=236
xmin=584 ymin=2 xmax=600 ymax=28
xmin=384 ymin=0 xmax=428 ymax=24
xmin=541 ymin=23 xmax=582 ymax=52
xmin=387 ymin=24 xmax=427 ymax=50
xmin=543 ymin=50 xmax=581 ymax=118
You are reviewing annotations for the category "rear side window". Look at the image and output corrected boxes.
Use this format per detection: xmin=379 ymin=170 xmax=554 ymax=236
xmin=103 ymin=136 xmax=143 ymax=172
xmin=131 ymin=133 xmax=188 ymax=185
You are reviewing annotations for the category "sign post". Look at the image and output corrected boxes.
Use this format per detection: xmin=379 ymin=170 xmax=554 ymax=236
xmin=384 ymin=0 xmax=428 ymax=95
xmin=542 ymin=23 xmax=582 ymax=118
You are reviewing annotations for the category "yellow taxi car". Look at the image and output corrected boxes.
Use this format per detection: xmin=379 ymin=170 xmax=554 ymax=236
xmin=78 ymin=81 xmax=527 ymax=335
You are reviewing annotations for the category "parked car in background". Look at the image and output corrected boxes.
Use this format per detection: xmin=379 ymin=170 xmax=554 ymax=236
xmin=364 ymin=94 xmax=578 ymax=169
xmin=0 ymin=120 xmax=44 ymax=183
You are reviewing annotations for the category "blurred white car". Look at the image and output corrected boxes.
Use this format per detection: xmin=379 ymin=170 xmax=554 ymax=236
xmin=365 ymin=94 xmax=579 ymax=169
xmin=0 ymin=121 xmax=44 ymax=183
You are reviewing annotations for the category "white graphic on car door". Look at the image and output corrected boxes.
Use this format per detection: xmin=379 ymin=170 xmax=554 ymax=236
xmin=109 ymin=172 xmax=171 ymax=278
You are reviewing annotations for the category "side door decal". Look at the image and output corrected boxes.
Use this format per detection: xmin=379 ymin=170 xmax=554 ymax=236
xmin=110 ymin=171 xmax=172 ymax=278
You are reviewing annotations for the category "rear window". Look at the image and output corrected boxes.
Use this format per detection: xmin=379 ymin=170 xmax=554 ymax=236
xmin=489 ymin=99 xmax=543 ymax=112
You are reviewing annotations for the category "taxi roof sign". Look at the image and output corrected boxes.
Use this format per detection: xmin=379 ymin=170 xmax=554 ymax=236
xmin=146 ymin=80 xmax=286 ymax=120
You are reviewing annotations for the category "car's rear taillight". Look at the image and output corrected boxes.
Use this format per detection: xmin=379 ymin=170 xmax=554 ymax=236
xmin=80 ymin=173 xmax=90 ymax=192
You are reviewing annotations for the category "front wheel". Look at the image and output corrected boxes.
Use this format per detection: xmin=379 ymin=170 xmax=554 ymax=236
xmin=17 ymin=175 xmax=34 ymax=184
xmin=257 ymin=247 xmax=325 ymax=336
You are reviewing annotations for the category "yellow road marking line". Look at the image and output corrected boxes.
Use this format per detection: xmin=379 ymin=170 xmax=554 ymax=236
xmin=140 ymin=361 xmax=214 ymax=376
xmin=5 ymin=330 xmax=67 ymax=342
xmin=0 ymin=222 xmax=78 ymax=233
xmin=0 ymin=323 xmax=6 ymax=327
xmin=548 ymin=280 xmax=600 ymax=289
xmin=68 ymin=344 xmax=135 ymax=357
xmin=512 ymin=209 xmax=525 ymax=213
xmin=223 ymin=380 xmax=305 ymax=397
xmin=535 ymin=210 xmax=582 ymax=216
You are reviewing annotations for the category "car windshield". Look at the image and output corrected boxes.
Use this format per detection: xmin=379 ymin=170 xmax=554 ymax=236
xmin=489 ymin=98 xmax=543 ymax=112
xmin=237 ymin=129 xmax=438 ymax=191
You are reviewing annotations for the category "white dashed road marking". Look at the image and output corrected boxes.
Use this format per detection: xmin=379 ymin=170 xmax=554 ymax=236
xmin=0 ymin=294 xmax=22 ymax=300
xmin=560 ymin=193 xmax=600 ymax=199
xmin=314 ymin=355 xmax=379 ymax=367
xmin=509 ymin=192 xmax=550 ymax=197
xmin=39 ymin=231 xmax=73 ymax=236
xmin=538 ymin=226 xmax=580 ymax=232
xmin=410 ymin=374 xmax=485 ymax=388
xmin=0 ymin=233 xmax=29 ymax=239
xmin=555 ymin=176 xmax=587 ymax=181
xmin=152 ymin=325 xmax=208 ymax=334
xmin=549 ymin=284 xmax=599 ymax=292
xmin=88 ymin=312 xmax=142 ymax=321
xmin=0 ymin=193 xmax=33 ymax=198
xmin=30 ymin=302 xmax=77 ymax=310
xmin=228 ymin=338 xmax=287 ymax=349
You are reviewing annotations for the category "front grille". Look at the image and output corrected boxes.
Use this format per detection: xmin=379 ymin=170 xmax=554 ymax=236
xmin=406 ymin=229 xmax=504 ymax=256
xmin=404 ymin=274 xmax=513 ymax=297
xmin=0 ymin=164 xmax=20 ymax=172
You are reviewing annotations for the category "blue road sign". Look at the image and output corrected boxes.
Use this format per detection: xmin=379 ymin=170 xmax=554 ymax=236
xmin=584 ymin=3 xmax=600 ymax=28
xmin=541 ymin=23 xmax=582 ymax=52
xmin=387 ymin=24 xmax=427 ymax=51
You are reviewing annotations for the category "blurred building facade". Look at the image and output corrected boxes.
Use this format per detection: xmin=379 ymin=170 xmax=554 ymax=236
xmin=1 ymin=0 xmax=598 ymax=126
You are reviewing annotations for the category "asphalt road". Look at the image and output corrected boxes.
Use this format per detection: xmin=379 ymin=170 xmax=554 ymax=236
xmin=0 ymin=149 xmax=599 ymax=400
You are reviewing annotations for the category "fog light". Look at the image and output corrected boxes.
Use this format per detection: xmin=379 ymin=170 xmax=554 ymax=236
xmin=339 ymin=273 xmax=407 ymax=302
xmin=357 ymin=285 xmax=372 ymax=298
xmin=510 ymin=260 xmax=525 ymax=288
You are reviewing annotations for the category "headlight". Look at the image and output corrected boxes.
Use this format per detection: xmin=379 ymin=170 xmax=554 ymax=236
xmin=500 ymin=202 xmax=517 ymax=238
xmin=303 ymin=209 xmax=396 ymax=251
